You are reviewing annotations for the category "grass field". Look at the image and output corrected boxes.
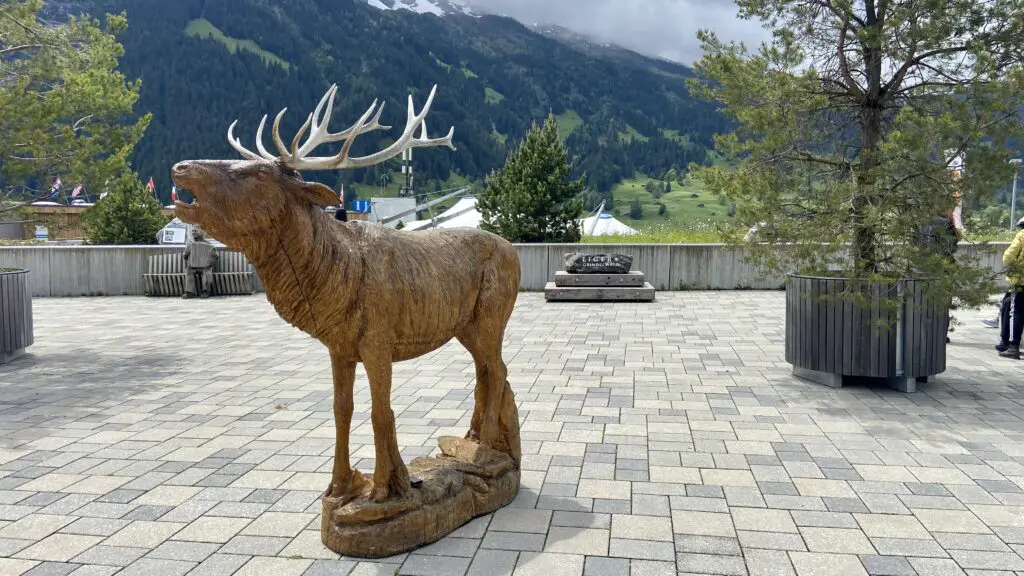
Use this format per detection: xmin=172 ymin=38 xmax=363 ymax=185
xmin=555 ymin=111 xmax=583 ymax=141
xmin=581 ymin=223 xmax=726 ymax=243
xmin=607 ymin=173 xmax=731 ymax=226
xmin=618 ymin=125 xmax=648 ymax=143
xmin=185 ymin=19 xmax=291 ymax=71
xmin=485 ymin=87 xmax=505 ymax=105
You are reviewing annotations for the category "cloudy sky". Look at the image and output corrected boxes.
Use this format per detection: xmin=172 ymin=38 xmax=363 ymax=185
xmin=460 ymin=0 xmax=772 ymax=64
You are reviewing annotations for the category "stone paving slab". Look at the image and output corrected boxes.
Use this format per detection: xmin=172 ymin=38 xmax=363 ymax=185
xmin=0 ymin=292 xmax=1022 ymax=575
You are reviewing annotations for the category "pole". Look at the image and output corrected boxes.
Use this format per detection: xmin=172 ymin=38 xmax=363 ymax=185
xmin=1011 ymin=159 xmax=1022 ymax=230
xmin=1013 ymin=175 xmax=1019 ymax=229
xmin=400 ymin=148 xmax=413 ymax=198
xmin=377 ymin=187 xmax=472 ymax=225
xmin=588 ymin=200 xmax=605 ymax=237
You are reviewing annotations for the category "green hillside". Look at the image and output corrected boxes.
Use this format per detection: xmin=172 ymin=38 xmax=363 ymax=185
xmin=70 ymin=0 xmax=727 ymax=203
xmin=184 ymin=19 xmax=290 ymax=71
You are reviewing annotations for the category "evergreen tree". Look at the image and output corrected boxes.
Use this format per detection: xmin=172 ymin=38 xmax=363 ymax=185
xmin=628 ymin=198 xmax=643 ymax=219
xmin=0 ymin=0 xmax=150 ymax=213
xmin=690 ymin=0 xmax=1024 ymax=308
xmin=664 ymin=180 xmax=671 ymax=194
xmin=81 ymin=173 xmax=168 ymax=244
xmin=478 ymin=115 xmax=584 ymax=243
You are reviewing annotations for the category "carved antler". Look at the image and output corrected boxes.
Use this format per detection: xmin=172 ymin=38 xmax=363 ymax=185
xmin=227 ymin=84 xmax=456 ymax=171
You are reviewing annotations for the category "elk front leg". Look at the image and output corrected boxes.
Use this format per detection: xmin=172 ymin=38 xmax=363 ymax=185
xmin=328 ymin=351 xmax=360 ymax=499
xmin=362 ymin=351 xmax=410 ymax=502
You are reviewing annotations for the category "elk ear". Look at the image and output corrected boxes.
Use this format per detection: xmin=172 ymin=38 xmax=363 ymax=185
xmin=294 ymin=181 xmax=339 ymax=207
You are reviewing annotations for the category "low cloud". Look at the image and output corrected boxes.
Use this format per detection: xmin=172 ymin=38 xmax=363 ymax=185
xmin=461 ymin=0 xmax=771 ymax=64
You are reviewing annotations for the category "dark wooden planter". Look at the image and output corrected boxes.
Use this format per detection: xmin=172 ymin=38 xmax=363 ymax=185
xmin=785 ymin=274 xmax=946 ymax=392
xmin=0 ymin=269 xmax=33 ymax=364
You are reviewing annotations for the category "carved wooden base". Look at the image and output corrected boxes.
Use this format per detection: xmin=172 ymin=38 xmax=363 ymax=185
xmin=320 ymin=436 xmax=520 ymax=558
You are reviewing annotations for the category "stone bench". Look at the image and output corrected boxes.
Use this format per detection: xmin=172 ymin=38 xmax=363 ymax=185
xmin=144 ymin=250 xmax=256 ymax=297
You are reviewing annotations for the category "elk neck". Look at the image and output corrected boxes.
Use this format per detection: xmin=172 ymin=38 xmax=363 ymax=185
xmin=242 ymin=204 xmax=364 ymax=342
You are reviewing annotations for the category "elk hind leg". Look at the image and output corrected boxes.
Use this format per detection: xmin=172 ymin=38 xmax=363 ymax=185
xmin=459 ymin=327 xmax=519 ymax=464
xmin=460 ymin=328 xmax=487 ymax=443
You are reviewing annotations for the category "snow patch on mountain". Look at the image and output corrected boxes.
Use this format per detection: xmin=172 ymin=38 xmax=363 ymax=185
xmin=361 ymin=0 xmax=477 ymax=17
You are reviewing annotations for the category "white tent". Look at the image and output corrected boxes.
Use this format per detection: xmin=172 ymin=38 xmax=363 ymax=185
xmin=402 ymin=197 xmax=482 ymax=230
xmin=402 ymin=198 xmax=639 ymax=237
xmin=578 ymin=213 xmax=638 ymax=236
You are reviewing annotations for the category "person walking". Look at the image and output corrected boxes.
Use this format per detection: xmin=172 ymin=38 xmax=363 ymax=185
xmin=998 ymin=216 xmax=1024 ymax=359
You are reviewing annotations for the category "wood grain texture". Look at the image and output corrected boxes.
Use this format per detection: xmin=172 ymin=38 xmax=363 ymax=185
xmin=785 ymin=274 xmax=945 ymax=381
xmin=170 ymin=158 xmax=521 ymax=557
xmin=0 ymin=270 xmax=33 ymax=363
xmin=321 ymin=437 xmax=519 ymax=558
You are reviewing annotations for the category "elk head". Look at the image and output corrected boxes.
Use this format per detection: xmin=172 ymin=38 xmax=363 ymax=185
xmin=172 ymin=84 xmax=456 ymax=249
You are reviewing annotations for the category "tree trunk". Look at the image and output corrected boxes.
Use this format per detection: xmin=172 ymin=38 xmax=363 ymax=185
xmin=854 ymin=15 xmax=884 ymax=275
xmin=853 ymin=100 xmax=883 ymax=274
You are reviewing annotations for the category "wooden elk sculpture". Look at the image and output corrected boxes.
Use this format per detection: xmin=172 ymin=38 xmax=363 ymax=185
xmin=171 ymin=84 xmax=521 ymax=557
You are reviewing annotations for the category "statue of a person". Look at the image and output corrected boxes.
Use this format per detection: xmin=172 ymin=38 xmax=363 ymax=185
xmin=183 ymin=227 xmax=217 ymax=298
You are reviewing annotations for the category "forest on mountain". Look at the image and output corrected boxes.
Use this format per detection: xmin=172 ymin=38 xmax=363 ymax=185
xmin=46 ymin=0 xmax=727 ymax=204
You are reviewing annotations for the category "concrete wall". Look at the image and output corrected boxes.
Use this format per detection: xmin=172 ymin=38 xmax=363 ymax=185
xmin=517 ymin=244 xmax=789 ymax=291
xmin=0 ymin=243 xmax=1011 ymax=297
xmin=0 ymin=246 xmax=264 ymax=297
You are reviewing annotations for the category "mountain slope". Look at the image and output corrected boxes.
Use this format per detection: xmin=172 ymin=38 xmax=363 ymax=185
xmin=67 ymin=0 xmax=726 ymax=202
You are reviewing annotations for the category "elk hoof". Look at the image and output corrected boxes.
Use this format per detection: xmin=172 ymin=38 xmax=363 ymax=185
xmin=370 ymin=485 xmax=391 ymax=503
xmin=326 ymin=470 xmax=367 ymax=500
xmin=370 ymin=473 xmax=412 ymax=503
xmin=328 ymin=483 xmax=350 ymax=499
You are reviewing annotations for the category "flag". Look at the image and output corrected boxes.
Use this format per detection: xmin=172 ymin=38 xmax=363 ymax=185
xmin=71 ymin=185 xmax=83 ymax=198
xmin=339 ymin=183 xmax=345 ymax=205
xmin=171 ymin=185 xmax=178 ymax=203
xmin=49 ymin=176 xmax=62 ymax=198
xmin=147 ymin=177 xmax=155 ymax=194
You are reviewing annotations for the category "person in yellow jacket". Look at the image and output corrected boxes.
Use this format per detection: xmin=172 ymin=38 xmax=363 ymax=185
xmin=999 ymin=216 xmax=1024 ymax=359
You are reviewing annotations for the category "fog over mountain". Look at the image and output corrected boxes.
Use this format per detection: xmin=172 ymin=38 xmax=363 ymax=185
xmin=459 ymin=0 xmax=771 ymax=63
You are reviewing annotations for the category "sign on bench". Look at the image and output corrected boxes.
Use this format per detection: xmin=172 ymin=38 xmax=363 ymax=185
xmin=144 ymin=250 xmax=256 ymax=297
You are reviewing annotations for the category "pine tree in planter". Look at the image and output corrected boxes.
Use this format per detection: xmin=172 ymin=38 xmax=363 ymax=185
xmin=689 ymin=0 xmax=1024 ymax=391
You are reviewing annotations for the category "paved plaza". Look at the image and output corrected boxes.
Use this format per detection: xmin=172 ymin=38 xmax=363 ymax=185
xmin=1 ymin=292 xmax=1024 ymax=576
